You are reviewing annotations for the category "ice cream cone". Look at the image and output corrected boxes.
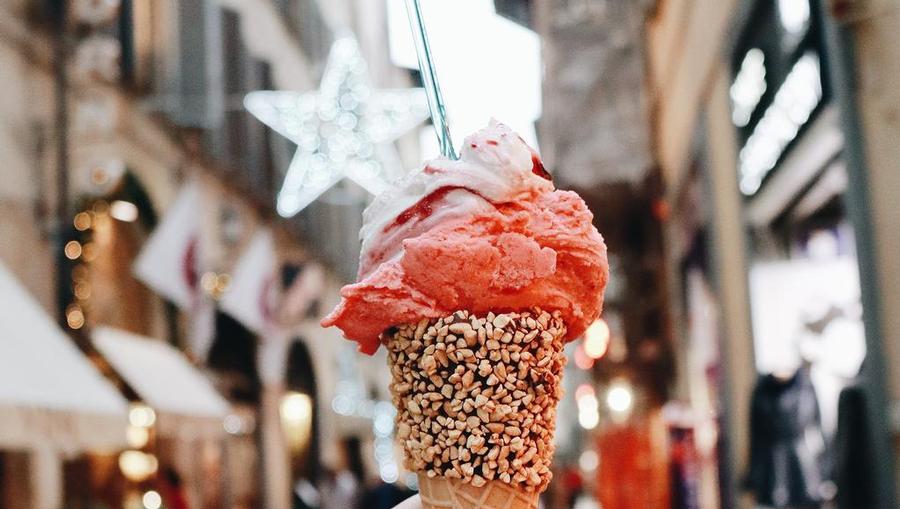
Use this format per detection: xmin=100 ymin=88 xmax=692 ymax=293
xmin=385 ymin=308 xmax=567 ymax=502
xmin=417 ymin=474 xmax=539 ymax=509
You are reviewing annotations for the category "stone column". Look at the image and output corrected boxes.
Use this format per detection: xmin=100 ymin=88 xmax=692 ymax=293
xmin=260 ymin=382 xmax=291 ymax=509
xmin=837 ymin=5 xmax=900 ymax=502
xmin=30 ymin=448 xmax=62 ymax=509
xmin=704 ymin=67 xmax=757 ymax=509
xmin=258 ymin=334 xmax=291 ymax=509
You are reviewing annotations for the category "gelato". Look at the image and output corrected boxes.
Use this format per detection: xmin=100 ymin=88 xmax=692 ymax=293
xmin=323 ymin=120 xmax=608 ymax=354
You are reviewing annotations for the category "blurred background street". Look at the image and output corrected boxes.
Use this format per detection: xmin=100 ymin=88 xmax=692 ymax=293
xmin=0 ymin=0 xmax=899 ymax=508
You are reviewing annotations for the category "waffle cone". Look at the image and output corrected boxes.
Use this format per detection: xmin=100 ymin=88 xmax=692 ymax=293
xmin=417 ymin=474 xmax=539 ymax=509
xmin=385 ymin=309 xmax=567 ymax=494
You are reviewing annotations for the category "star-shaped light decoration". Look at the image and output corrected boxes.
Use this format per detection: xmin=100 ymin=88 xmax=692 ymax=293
xmin=245 ymin=36 xmax=430 ymax=217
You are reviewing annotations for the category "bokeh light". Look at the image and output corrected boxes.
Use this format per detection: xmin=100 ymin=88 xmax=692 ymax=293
xmin=584 ymin=318 xmax=611 ymax=359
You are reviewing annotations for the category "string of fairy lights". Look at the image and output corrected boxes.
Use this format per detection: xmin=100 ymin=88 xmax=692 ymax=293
xmin=331 ymin=344 xmax=407 ymax=486
xmin=64 ymin=183 xmax=142 ymax=331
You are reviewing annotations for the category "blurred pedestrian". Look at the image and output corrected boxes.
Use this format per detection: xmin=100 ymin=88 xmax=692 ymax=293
xmin=320 ymin=437 xmax=364 ymax=509
xmin=392 ymin=494 xmax=421 ymax=509
xmin=292 ymin=477 xmax=321 ymax=509
xmin=359 ymin=478 xmax=415 ymax=509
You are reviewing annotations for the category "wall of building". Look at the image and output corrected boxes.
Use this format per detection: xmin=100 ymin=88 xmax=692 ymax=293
xmin=650 ymin=0 xmax=900 ymax=505
xmin=648 ymin=0 xmax=738 ymax=191
xmin=850 ymin=3 xmax=900 ymax=494
xmin=0 ymin=1 xmax=353 ymax=508
xmin=702 ymin=68 xmax=756 ymax=509
xmin=648 ymin=2 xmax=756 ymax=507
xmin=0 ymin=8 xmax=56 ymax=310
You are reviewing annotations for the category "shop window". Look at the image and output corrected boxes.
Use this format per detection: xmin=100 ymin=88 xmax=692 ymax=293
xmin=165 ymin=0 xmax=225 ymax=129
xmin=118 ymin=0 xmax=171 ymax=93
xmin=221 ymin=7 xmax=246 ymax=166
xmin=212 ymin=10 xmax=275 ymax=201
xmin=277 ymin=0 xmax=332 ymax=67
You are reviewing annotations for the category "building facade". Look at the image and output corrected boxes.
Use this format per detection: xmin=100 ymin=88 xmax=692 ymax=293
xmin=0 ymin=0 xmax=417 ymax=508
xmin=648 ymin=0 xmax=900 ymax=507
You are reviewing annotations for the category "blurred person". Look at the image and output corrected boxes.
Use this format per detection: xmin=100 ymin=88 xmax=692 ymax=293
xmin=292 ymin=477 xmax=321 ymax=509
xmin=391 ymin=491 xmax=551 ymax=508
xmin=393 ymin=494 xmax=421 ymax=509
xmin=319 ymin=437 xmax=363 ymax=509
xmin=834 ymin=374 xmax=876 ymax=509
xmin=744 ymin=366 xmax=829 ymax=508
xmin=159 ymin=466 xmax=189 ymax=509
xmin=358 ymin=479 xmax=415 ymax=509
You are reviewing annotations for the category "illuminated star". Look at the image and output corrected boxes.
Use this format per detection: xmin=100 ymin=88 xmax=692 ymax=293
xmin=245 ymin=36 xmax=430 ymax=217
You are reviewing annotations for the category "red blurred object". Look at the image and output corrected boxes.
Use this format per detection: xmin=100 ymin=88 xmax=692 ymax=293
xmin=563 ymin=466 xmax=584 ymax=492
xmin=596 ymin=411 xmax=671 ymax=509
xmin=652 ymin=198 xmax=670 ymax=221
xmin=574 ymin=343 xmax=595 ymax=369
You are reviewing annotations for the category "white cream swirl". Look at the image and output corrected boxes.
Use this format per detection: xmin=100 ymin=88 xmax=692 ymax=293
xmin=357 ymin=120 xmax=554 ymax=279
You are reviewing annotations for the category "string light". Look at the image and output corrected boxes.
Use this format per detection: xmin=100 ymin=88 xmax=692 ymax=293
xmin=730 ymin=48 xmax=767 ymax=127
xmin=142 ymin=490 xmax=162 ymax=509
xmin=64 ymin=241 xmax=83 ymax=260
xmin=606 ymin=380 xmax=634 ymax=415
xmin=74 ymin=281 xmax=92 ymax=300
xmin=574 ymin=343 xmax=595 ymax=370
xmin=583 ymin=319 xmax=611 ymax=359
xmin=579 ymin=450 xmax=599 ymax=473
xmin=73 ymin=212 xmax=92 ymax=231
xmin=575 ymin=384 xmax=600 ymax=430
xmin=66 ymin=205 xmax=94 ymax=329
xmin=245 ymin=36 xmax=429 ymax=217
xmin=126 ymin=425 xmax=150 ymax=448
xmin=129 ymin=404 xmax=157 ymax=428
xmin=81 ymin=242 xmax=99 ymax=262
xmin=118 ymin=451 xmax=158 ymax=483
xmin=64 ymin=194 xmax=146 ymax=329
xmin=66 ymin=304 xmax=86 ymax=329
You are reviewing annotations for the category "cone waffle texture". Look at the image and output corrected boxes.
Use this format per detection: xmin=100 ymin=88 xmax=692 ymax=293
xmin=385 ymin=308 xmax=567 ymax=493
xmin=417 ymin=474 xmax=539 ymax=509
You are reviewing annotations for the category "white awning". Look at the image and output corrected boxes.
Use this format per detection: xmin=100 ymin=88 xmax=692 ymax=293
xmin=0 ymin=263 xmax=129 ymax=453
xmin=93 ymin=326 xmax=230 ymax=439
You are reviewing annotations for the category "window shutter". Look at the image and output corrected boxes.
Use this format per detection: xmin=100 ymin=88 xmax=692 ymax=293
xmin=166 ymin=0 xmax=224 ymax=129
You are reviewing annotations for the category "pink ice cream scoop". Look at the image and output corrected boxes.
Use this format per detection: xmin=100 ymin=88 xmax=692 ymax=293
xmin=322 ymin=121 xmax=609 ymax=354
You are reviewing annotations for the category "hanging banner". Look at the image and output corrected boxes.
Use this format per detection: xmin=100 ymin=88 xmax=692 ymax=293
xmin=133 ymin=181 xmax=203 ymax=310
xmin=219 ymin=228 xmax=279 ymax=335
